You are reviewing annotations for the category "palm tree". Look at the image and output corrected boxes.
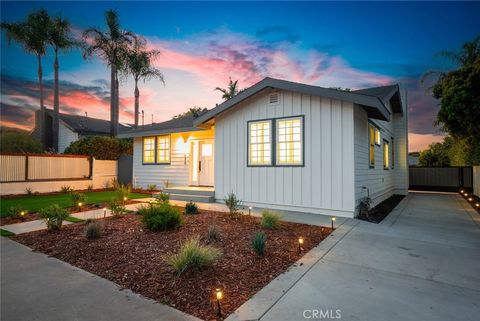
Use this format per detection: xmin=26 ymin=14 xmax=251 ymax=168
xmin=215 ymin=78 xmax=240 ymax=101
xmin=125 ymin=36 xmax=165 ymax=128
xmin=82 ymin=9 xmax=134 ymax=136
xmin=48 ymin=16 xmax=77 ymax=151
xmin=1 ymin=10 xmax=50 ymax=148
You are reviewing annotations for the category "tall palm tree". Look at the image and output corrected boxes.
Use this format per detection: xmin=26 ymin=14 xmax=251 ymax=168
xmin=1 ymin=10 xmax=50 ymax=148
xmin=215 ymin=78 xmax=240 ymax=101
xmin=82 ymin=9 xmax=134 ymax=136
xmin=48 ymin=16 xmax=77 ymax=151
xmin=125 ymin=36 xmax=165 ymax=127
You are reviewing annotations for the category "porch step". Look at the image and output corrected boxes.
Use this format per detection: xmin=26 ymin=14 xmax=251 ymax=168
xmin=168 ymin=193 xmax=215 ymax=203
xmin=164 ymin=187 xmax=215 ymax=197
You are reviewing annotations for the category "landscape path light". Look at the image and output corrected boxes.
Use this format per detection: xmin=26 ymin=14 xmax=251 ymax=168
xmin=331 ymin=216 xmax=336 ymax=230
xmin=20 ymin=211 xmax=25 ymax=222
xmin=103 ymin=207 xmax=107 ymax=219
xmin=298 ymin=236 xmax=304 ymax=254
xmin=215 ymin=288 xmax=223 ymax=318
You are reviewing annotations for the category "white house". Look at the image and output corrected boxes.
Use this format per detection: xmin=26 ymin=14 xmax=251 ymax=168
xmin=119 ymin=77 xmax=408 ymax=218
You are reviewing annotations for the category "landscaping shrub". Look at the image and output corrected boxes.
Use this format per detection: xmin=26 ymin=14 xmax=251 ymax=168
xmin=115 ymin=183 xmax=131 ymax=202
xmin=0 ymin=128 xmax=43 ymax=153
xmin=154 ymin=191 xmax=170 ymax=204
xmin=110 ymin=178 xmax=120 ymax=190
xmin=63 ymin=135 xmax=132 ymax=160
xmin=60 ymin=185 xmax=73 ymax=193
xmin=7 ymin=205 xmax=26 ymax=218
xmin=108 ymin=198 xmax=126 ymax=217
xmin=86 ymin=184 xmax=94 ymax=192
xmin=85 ymin=221 xmax=102 ymax=239
xmin=357 ymin=197 xmax=372 ymax=219
xmin=167 ymin=237 xmax=221 ymax=275
xmin=185 ymin=201 xmax=199 ymax=215
xmin=205 ymin=224 xmax=220 ymax=243
xmin=25 ymin=187 xmax=33 ymax=195
xmin=224 ymin=191 xmax=242 ymax=217
xmin=139 ymin=202 xmax=182 ymax=231
xmin=260 ymin=209 xmax=281 ymax=229
xmin=252 ymin=232 xmax=267 ymax=256
xmin=147 ymin=184 xmax=157 ymax=192
xmin=39 ymin=204 xmax=69 ymax=230
xmin=71 ymin=192 xmax=87 ymax=207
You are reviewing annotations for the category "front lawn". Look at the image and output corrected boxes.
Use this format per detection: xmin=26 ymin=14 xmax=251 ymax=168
xmin=13 ymin=209 xmax=331 ymax=320
xmin=0 ymin=191 xmax=150 ymax=218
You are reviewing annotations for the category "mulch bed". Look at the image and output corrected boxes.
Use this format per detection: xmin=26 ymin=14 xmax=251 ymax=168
xmin=357 ymin=194 xmax=405 ymax=223
xmin=13 ymin=210 xmax=331 ymax=320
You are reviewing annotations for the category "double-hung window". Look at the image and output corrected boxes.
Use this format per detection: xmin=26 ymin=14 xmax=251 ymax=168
xmin=248 ymin=120 xmax=272 ymax=166
xmin=276 ymin=117 xmax=303 ymax=166
xmin=156 ymin=135 xmax=170 ymax=163
xmin=142 ymin=135 xmax=171 ymax=164
xmin=143 ymin=137 xmax=156 ymax=164
xmin=368 ymin=124 xmax=375 ymax=168
xmin=383 ymin=139 xmax=389 ymax=170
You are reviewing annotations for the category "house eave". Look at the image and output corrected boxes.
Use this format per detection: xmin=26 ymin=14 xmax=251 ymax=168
xmin=117 ymin=126 xmax=204 ymax=138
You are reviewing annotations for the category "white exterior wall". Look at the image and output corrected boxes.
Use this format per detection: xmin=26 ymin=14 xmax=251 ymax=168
xmin=214 ymin=90 xmax=356 ymax=217
xmin=58 ymin=122 xmax=79 ymax=152
xmin=353 ymin=92 xmax=408 ymax=211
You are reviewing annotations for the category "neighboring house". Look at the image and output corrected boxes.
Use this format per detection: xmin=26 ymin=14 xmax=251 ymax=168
xmin=34 ymin=109 xmax=131 ymax=152
xmin=119 ymin=77 xmax=408 ymax=217
xmin=408 ymin=152 xmax=420 ymax=166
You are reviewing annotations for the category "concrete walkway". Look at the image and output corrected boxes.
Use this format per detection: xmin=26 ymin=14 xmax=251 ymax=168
xmin=228 ymin=192 xmax=480 ymax=321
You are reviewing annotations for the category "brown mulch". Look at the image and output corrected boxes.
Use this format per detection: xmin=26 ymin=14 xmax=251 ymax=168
xmin=13 ymin=210 xmax=331 ymax=320
xmin=357 ymin=194 xmax=406 ymax=223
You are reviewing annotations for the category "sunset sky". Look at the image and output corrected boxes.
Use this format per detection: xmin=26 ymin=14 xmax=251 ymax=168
xmin=1 ymin=1 xmax=479 ymax=151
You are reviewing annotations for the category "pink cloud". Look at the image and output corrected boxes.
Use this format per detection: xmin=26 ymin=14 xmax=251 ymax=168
xmin=409 ymin=133 xmax=445 ymax=152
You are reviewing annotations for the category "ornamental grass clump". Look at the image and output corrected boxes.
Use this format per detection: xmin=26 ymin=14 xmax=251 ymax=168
xmin=260 ymin=209 xmax=281 ymax=229
xmin=108 ymin=198 xmax=126 ymax=217
xmin=205 ymin=224 xmax=221 ymax=243
xmin=115 ymin=183 xmax=131 ymax=202
xmin=85 ymin=221 xmax=102 ymax=239
xmin=185 ymin=201 xmax=199 ymax=215
xmin=140 ymin=202 xmax=182 ymax=231
xmin=7 ymin=205 xmax=26 ymax=219
xmin=167 ymin=237 xmax=221 ymax=275
xmin=154 ymin=191 xmax=170 ymax=204
xmin=252 ymin=231 xmax=267 ymax=256
xmin=70 ymin=192 xmax=87 ymax=208
xmin=39 ymin=204 xmax=69 ymax=231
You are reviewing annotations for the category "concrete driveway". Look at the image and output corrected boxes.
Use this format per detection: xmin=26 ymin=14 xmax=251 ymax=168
xmin=229 ymin=192 xmax=480 ymax=321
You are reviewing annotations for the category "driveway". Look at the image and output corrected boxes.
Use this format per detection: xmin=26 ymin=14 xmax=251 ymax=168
xmin=229 ymin=192 xmax=480 ymax=321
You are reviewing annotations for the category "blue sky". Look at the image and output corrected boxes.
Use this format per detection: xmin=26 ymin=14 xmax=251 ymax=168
xmin=1 ymin=1 xmax=479 ymax=151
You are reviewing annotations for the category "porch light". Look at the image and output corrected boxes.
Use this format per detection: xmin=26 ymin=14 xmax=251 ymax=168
xmin=215 ymin=288 xmax=223 ymax=318
xmin=298 ymin=237 xmax=304 ymax=253
xmin=331 ymin=216 xmax=336 ymax=230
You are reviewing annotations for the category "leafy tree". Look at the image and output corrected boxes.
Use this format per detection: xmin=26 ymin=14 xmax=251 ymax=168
xmin=215 ymin=78 xmax=240 ymax=100
xmin=0 ymin=128 xmax=43 ymax=153
xmin=418 ymin=142 xmax=450 ymax=167
xmin=125 ymin=36 xmax=164 ymax=128
xmin=418 ymin=135 xmax=479 ymax=166
xmin=83 ymin=10 xmax=135 ymax=137
xmin=48 ymin=16 xmax=78 ymax=151
xmin=64 ymin=135 xmax=132 ymax=160
xmin=173 ymin=107 xmax=208 ymax=119
xmin=2 ymin=10 xmax=50 ymax=147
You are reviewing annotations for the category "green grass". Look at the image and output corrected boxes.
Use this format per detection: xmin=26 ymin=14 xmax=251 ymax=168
xmin=0 ymin=191 xmax=150 ymax=218
xmin=64 ymin=216 xmax=84 ymax=223
xmin=0 ymin=229 xmax=15 ymax=237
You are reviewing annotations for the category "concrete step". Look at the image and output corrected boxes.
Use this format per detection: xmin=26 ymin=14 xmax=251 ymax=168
xmin=168 ymin=193 xmax=215 ymax=203
xmin=164 ymin=187 xmax=215 ymax=197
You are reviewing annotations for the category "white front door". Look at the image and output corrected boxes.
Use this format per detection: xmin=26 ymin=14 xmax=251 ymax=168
xmin=198 ymin=140 xmax=214 ymax=186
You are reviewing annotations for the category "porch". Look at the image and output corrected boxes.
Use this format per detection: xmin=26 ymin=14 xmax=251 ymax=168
xmin=164 ymin=186 xmax=215 ymax=203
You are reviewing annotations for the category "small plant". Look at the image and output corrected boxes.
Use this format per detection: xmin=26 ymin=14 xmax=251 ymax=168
xmin=108 ymin=198 xmax=126 ymax=217
xmin=39 ymin=204 xmax=69 ymax=230
xmin=260 ymin=209 xmax=281 ymax=229
xmin=110 ymin=178 xmax=120 ymax=190
xmin=147 ymin=184 xmax=157 ymax=192
xmin=115 ymin=183 xmax=131 ymax=202
xmin=251 ymin=232 xmax=267 ymax=256
xmin=154 ymin=191 xmax=170 ymax=204
xmin=224 ymin=191 xmax=242 ymax=217
xmin=205 ymin=224 xmax=220 ymax=243
xmin=167 ymin=237 xmax=221 ymax=275
xmin=60 ymin=185 xmax=73 ymax=193
xmin=85 ymin=221 xmax=102 ymax=239
xmin=25 ymin=187 xmax=33 ymax=195
xmin=185 ymin=201 xmax=199 ymax=215
xmin=7 ymin=205 xmax=26 ymax=218
xmin=86 ymin=184 xmax=94 ymax=192
xmin=357 ymin=197 xmax=372 ymax=219
xmin=139 ymin=202 xmax=182 ymax=231
xmin=71 ymin=192 xmax=87 ymax=208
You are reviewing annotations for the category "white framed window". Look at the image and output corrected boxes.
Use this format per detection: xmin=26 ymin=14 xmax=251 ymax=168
xmin=276 ymin=117 xmax=303 ymax=166
xmin=143 ymin=137 xmax=155 ymax=164
xmin=248 ymin=120 xmax=272 ymax=166
xmin=156 ymin=135 xmax=170 ymax=164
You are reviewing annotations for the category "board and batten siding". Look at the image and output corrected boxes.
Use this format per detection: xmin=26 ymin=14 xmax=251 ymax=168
xmin=58 ymin=122 xmax=79 ymax=153
xmin=353 ymin=92 xmax=408 ymax=210
xmin=214 ymin=90 xmax=356 ymax=217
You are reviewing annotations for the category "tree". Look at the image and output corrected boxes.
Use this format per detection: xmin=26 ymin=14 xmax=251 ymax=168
xmin=215 ymin=78 xmax=240 ymax=100
xmin=418 ymin=135 xmax=479 ymax=166
xmin=64 ymin=135 xmax=132 ymax=160
xmin=1 ymin=10 xmax=50 ymax=147
xmin=125 ymin=36 xmax=164 ymax=128
xmin=173 ymin=107 xmax=208 ymax=119
xmin=418 ymin=142 xmax=450 ymax=167
xmin=48 ymin=16 xmax=78 ymax=152
xmin=0 ymin=128 xmax=43 ymax=153
xmin=83 ymin=10 xmax=135 ymax=137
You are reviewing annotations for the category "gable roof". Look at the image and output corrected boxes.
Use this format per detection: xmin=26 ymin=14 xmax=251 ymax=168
xmin=194 ymin=77 xmax=396 ymax=127
xmin=45 ymin=109 xmax=131 ymax=134
xmin=117 ymin=114 xmax=205 ymax=138
xmin=353 ymin=84 xmax=403 ymax=115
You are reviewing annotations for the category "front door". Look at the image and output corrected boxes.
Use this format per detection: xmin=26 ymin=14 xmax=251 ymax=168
xmin=198 ymin=140 xmax=214 ymax=186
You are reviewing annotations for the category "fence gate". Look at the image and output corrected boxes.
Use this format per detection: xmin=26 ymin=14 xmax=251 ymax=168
xmin=117 ymin=155 xmax=133 ymax=186
xmin=409 ymin=166 xmax=473 ymax=192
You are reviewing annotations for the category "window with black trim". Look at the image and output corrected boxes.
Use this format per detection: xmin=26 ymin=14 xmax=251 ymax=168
xmin=369 ymin=124 xmax=375 ymax=168
xmin=248 ymin=120 xmax=272 ymax=166
xmin=142 ymin=135 xmax=171 ymax=164
xmin=391 ymin=137 xmax=395 ymax=169
xmin=383 ymin=139 xmax=389 ymax=169
xmin=276 ymin=117 xmax=303 ymax=166
xmin=143 ymin=137 xmax=155 ymax=163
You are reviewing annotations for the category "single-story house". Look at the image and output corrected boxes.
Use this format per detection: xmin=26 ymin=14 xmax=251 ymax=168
xmin=34 ymin=109 xmax=132 ymax=152
xmin=119 ymin=77 xmax=408 ymax=217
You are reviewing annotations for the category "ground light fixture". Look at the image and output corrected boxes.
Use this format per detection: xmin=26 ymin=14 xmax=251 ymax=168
xmin=78 ymin=202 xmax=83 ymax=208
xmin=248 ymin=206 xmax=252 ymax=216
xmin=476 ymin=203 xmax=480 ymax=208
xmin=468 ymin=197 xmax=473 ymax=202
xmin=331 ymin=216 xmax=336 ymax=230
xmin=298 ymin=236 xmax=304 ymax=253
xmin=103 ymin=207 xmax=107 ymax=219
xmin=215 ymin=288 xmax=223 ymax=318
xmin=464 ymin=193 xmax=468 ymax=197
xmin=20 ymin=211 xmax=25 ymax=222
xmin=460 ymin=189 xmax=464 ymax=193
